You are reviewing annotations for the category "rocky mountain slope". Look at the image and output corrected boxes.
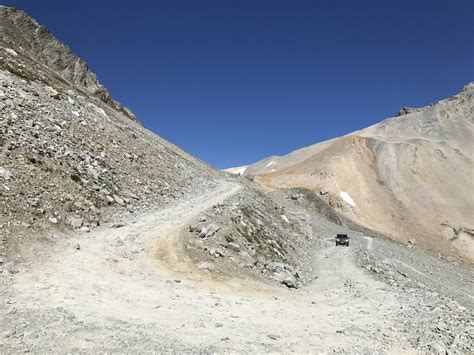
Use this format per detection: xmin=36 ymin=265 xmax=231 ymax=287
xmin=0 ymin=6 xmax=137 ymax=122
xmin=0 ymin=5 xmax=324 ymax=291
xmin=0 ymin=6 xmax=220 ymax=262
xmin=1 ymin=6 xmax=473 ymax=353
xmin=234 ymin=84 xmax=474 ymax=262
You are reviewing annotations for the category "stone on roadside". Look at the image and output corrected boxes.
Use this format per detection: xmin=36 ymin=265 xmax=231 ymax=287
xmin=209 ymin=248 xmax=225 ymax=258
xmin=266 ymin=262 xmax=293 ymax=274
xmin=197 ymin=261 xmax=214 ymax=271
xmin=273 ymin=271 xmax=298 ymax=289
xmin=198 ymin=223 xmax=220 ymax=238
xmin=68 ymin=216 xmax=83 ymax=229
xmin=88 ymin=218 xmax=100 ymax=228
xmin=239 ymin=252 xmax=257 ymax=268
xmin=215 ymin=248 xmax=225 ymax=257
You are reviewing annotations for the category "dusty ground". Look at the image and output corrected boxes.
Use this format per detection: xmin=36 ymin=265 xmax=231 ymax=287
xmin=1 ymin=181 xmax=472 ymax=353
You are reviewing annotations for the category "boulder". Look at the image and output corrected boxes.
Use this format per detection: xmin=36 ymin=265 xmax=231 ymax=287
xmin=266 ymin=262 xmax=292 ymax=274
xmin=225 ymin=242 xmax=240 ymax=252
xmin=239 ymin=252 xmax=257 ymax=268
xmin=68 ymin=216 xmax=83 ymax=229
xmin=197 ymin=261 xmax=214 ymax=270
xmin=0 ymin=167 xmax=13 ymax=180
xmin=198 ymin=224 xmax=220 ymax=238
xmin=113 ymin=195 xmax=125 ymax=206
xmin=273 ymin=271 xmax=298 ymax=289
xmin=45 ymin=86 xmax=60 ymax=99
xmin=209 ymin=248 xmax=225 ymax=258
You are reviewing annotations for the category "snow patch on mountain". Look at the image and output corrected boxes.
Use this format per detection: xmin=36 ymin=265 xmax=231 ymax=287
xmin=340 ymin=191 xmax=356 ymax=207
xmin=224 ymin=165 xmax=248 ymax=176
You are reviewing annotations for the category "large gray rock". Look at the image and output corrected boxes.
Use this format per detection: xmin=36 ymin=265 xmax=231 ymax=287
xmin=225 ymin=242 xmax=240 ymax=252
xmin=273 ymin=271 xmax=298 ymax=289
xmin=239 ymin=252 xmax=257 ymax=268
xmin=266 ymin=262 xmax=293 ymax=274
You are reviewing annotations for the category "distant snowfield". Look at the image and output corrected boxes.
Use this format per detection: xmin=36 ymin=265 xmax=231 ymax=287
xmin=224 ymin=165 xmax=248 ymax=175
xmin=340 ymin=191 xmax=356 ymax=207
xmin=264 ymin=160 xmax=276 ymax=168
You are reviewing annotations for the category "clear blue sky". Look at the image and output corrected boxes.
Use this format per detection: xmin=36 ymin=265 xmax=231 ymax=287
xmin=5 ymin=0 xmax=474 ymax=169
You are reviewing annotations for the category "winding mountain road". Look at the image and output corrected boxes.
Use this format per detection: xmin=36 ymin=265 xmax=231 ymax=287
xmin=1 ymin=181 xmax=419 ymax=352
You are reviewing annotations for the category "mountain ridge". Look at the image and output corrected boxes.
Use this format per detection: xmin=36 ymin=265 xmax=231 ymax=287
xmin=230 ymin=83 xmax=474 ymax=261
xmin=0 ymin=5 xmax=138 ymax=123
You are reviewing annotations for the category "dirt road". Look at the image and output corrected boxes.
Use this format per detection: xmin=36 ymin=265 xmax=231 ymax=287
xmin=0 ymin=181 xmax=453 ymax=353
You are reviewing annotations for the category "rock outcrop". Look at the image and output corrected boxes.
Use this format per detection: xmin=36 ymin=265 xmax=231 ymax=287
xmin=0 ymin=6 xmax=138 ymax=122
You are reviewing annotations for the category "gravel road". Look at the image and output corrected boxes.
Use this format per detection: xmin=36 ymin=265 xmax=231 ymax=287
xmin=1 ymin=181 xmax=472 ymax=353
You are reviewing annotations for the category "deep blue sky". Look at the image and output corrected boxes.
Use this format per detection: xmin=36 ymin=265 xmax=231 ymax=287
xmin=5 ymin=0 xmax=474 ymax=168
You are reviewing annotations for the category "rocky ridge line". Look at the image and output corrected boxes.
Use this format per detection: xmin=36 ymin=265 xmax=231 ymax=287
xmin=0 ymin=6 xmax=138 ymax=122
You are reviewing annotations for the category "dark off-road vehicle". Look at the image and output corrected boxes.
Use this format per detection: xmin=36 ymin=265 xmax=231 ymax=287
xmin=335 ymin=234 xmax=350 ymax=246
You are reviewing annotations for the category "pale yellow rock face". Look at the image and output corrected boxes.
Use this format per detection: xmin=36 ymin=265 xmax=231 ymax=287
xmin=248 ymin=83 xmax=474 ymax=261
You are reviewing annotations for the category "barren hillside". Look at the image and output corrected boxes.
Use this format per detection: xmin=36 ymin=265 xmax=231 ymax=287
xmin=237 ymin=84 xmax=474 ymax=261
xmin=0 ymin=5 xmax=320 ymax=291
xmin=1 ymin=6 xmax=472 ymax=354
xmin=0 ymin=6 xmax=219 ymax=261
